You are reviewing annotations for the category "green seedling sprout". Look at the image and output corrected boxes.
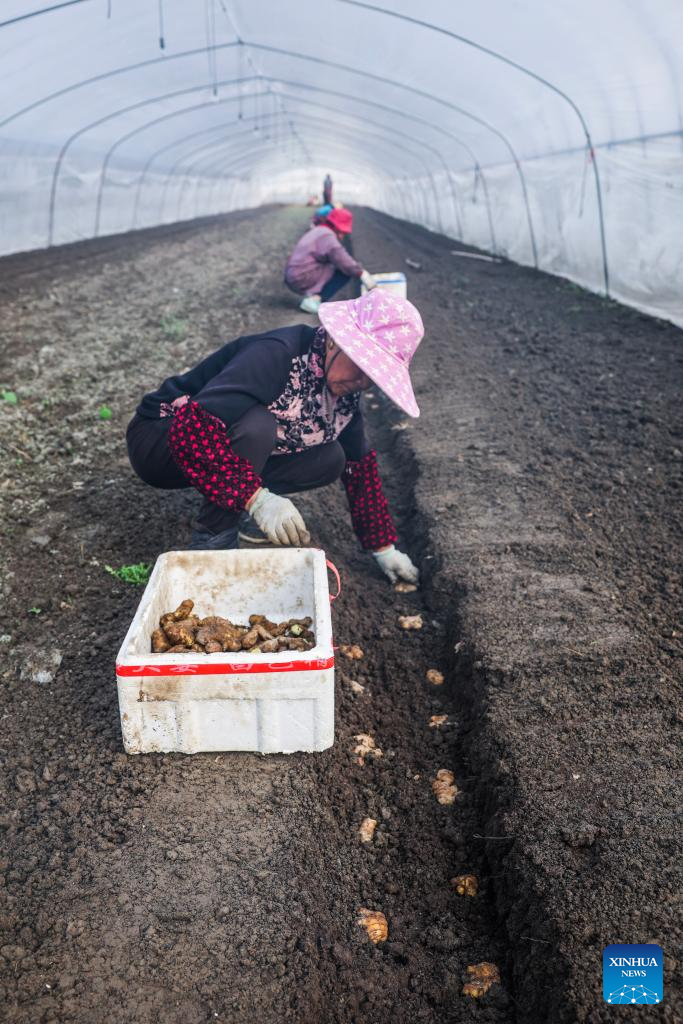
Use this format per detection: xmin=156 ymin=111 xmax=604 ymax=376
xmin=160 ymin=314 xmax=187 ymax=337
xmin=1 ymin=389 xmax=18 ymax=405
xmin=29 ymin=607 xmax=42 ymax=615
xmin=99 ymin=405 xmax=113 ymax=420
xmin=105 ymin=563 xmax=152 ymax=585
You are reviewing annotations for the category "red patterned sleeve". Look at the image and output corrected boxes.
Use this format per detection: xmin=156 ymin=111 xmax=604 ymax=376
xmin=342 ymin=450 xmax=398 ymax=551
xmin=167 ymin=400 xmax=261 ymax=511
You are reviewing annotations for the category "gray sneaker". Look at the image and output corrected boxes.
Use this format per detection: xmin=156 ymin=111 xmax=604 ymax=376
xmin=188 ymin=524 xmax=239 ymax=550
xmin=237 ymin=513 xmax=270 ymax=546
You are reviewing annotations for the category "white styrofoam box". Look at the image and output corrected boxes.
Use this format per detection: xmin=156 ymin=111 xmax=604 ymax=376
xmin=361 ymin=271 xmax=407 ymax=298
xmin=115 ymin=548 xmax=334 ymax=755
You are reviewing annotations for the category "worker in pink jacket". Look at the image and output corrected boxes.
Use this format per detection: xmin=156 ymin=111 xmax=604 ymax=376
xmin=284 ymin=208 xmax=376 ymax=315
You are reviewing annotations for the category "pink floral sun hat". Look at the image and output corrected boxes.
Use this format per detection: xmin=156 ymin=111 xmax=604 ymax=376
xmin=318 ymin=290 xmax=424 ymax=417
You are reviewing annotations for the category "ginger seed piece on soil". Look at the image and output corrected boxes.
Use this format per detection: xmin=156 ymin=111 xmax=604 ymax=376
xmin=426 ymin=668 xmax=444 ymax=686
xmin=340 ymin=644 xmax=364 ymax=660
xmin=452 ymin=874 xmax=478 ymax=897
xmin=462 ymin=962 xmax=500 ymax=998
xmin=359 ymin=817 xmax=377 ymax=843
xmin=348 ymin=679 xmax=366 ymax=695
xmin=398 ymin=614 xmax=422 ymax=630
xmin=353 ymin=733 xmax=383 ymax=766
xmin=394 ymin=581 xmax=417 ymax=593
xmin=429 ymin=714 xmax=449 ymax=728
xmin=432 ymin=769 xmax=459 ymax=805
xmin=357 ymin=908 xmax=388 ymax=944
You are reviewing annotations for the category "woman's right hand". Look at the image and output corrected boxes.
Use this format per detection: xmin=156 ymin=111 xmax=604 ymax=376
xmin=247 ymin=488 xmax=311 ymax=546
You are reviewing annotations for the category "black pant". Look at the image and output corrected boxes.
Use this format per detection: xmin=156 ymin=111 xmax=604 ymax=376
xmin=127 ymin=405 xmax=346 ymax=534
xmin=320 ymin=269 xmax=352 ymax=302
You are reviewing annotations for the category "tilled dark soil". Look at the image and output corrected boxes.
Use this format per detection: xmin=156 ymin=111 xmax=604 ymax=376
xmin=0 ymin=204 xmax=680 ymax=1023
xmin=353 ymin=209 xmax=682 ymax=1022
xmin=0 ymin=206 xmax=509 ymax=1024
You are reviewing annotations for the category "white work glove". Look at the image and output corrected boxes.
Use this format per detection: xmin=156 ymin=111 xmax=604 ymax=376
xmin=372 ymin=545 xmax=419 ymax=584
xmin=360 ymin=270 xmax=377 ymax=291
xmin=248 ymin=488 xmax=311 ymax=546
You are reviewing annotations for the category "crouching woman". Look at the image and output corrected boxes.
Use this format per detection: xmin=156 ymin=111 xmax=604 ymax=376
xmin=126 ymin=291 xmax=423 ymax=585
xmin=284 ymin=207 xmax=376 ymax=314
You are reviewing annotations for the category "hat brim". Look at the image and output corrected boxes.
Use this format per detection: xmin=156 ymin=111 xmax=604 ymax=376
xmin=319 ymin=302 xmax=420 ymax=418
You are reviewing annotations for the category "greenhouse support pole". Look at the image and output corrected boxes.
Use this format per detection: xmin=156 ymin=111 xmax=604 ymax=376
xmin=339 ymin=0 xmax=609 ymax=291
xmin=176 ymin=121 xmax=427 ymax=225
xmin=94 ymin=82 xmax=268 ymax=236
xmin=244 ymin=41 xmax=538 ymax=266
xmin=48 ymin=72 xmax=256 ymax=245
